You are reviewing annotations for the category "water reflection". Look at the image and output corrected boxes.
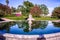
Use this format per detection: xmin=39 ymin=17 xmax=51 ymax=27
xmin=17 ymin=21 xmax=48 ymax=32
xmin=0 ymin=21 xmax=16 ymax=32
xmin=0 ymin=21 xmax=60 ymax=34
xmin=32 ymin=21 xmax=48 ymax=29
xmin=52 ymin=22 xmax=60 ymax=27
xmin=0 ymin=21 xmax=48 ymax=33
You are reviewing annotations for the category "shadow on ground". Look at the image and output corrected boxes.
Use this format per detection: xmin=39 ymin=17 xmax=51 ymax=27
xmin=37 ymin=37 xmax=46 ymax=40
xmin=0 ymin=35 xmax=6 ymax=40
xmin=37 ymin=35 xmax=46 ymax=40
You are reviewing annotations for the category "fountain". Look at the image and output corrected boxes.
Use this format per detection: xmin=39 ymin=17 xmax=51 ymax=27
xmin=27 ymin=14 xmax=35 ymax=31
xmin=27 ymin=14 xmax=34 ymax=21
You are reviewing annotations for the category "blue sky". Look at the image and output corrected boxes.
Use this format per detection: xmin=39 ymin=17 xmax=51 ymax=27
xmin=0 ymin=0 xmax=60 ymax=16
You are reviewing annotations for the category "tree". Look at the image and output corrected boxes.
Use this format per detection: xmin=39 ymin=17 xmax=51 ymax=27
xmin=23 ymin=1 xmax=34 ymax=8
xmin=52 ymin=7 xmax=60 ymax=18
xmin=20 ymin=6 xmax=26 ymax=15
xmin=0 ymin=4 xmax=3 ymax=17
xmin=11 ymin=7 xmax=16 ymax=13
xmin=0 ymin=3 xmax=11 ymax=17
xmin=6 ymin=0 xmax=9 ymax=6
xmin=17 ymin=5 xmax=22 ymax=12
xmin=30 ymin=5 xmax=42 ymax=17
xmin=20 ymin=1 xmax=34 ymax=16
xmin=40 ymin=4 xmax=49 ymax=16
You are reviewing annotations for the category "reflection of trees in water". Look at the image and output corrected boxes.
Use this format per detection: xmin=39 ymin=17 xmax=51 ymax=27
xmin=0 ymin=21 xmax=48 ymax=33
xmin=0 ymin=21 xmax=16 ymax=32
xmin=52 ymin=22 xmax=60 ymax=27
xmin=16 ymin=21 xmax=29 ymax=32
xmin=32 ymin=21 xmax=48 ymax=29
xmin=23 ymin=27 xmax=29 ymax=32
xmin=17 ymin=21 xmax=48 ymax=32
xmin=16 ymin=21 xmax=29 ymax=28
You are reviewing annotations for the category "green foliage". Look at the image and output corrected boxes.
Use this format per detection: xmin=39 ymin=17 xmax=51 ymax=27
xmin=40 ymin=4 xmax=49 ymax=16
xmin=16 ymin=5 xmax=22 ymax=12
xmin=20 ymin=6 xmax=28 ymax=16
xmin=52 ymin=7 xmax=60 ymax=18
xmin=17 ymin=1 xmax=34 ymax=16
xmin=23 ymin=1 xmax=34 ymax=8
xmin=11 ymin=7 xmax=16 ymax=13
xmin=16 ymin=1 xmax=49 ymax=17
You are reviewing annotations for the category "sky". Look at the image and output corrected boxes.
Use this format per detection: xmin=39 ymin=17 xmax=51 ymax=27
xmin=0 ymin=0 xmax=60 ymax=16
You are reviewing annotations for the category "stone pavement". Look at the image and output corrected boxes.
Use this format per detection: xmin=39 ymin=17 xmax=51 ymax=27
xmin=0 ymin=32 xmax=60 ymax=40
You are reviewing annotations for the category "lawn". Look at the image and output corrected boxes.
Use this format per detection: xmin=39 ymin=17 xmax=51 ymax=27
xmin=4 ymin=16 xmax=27 ymax=20
xmin=34 ymin=17 xmax=59 ymax=21
xmin=4 ymin=16 xmax=60 ymax=21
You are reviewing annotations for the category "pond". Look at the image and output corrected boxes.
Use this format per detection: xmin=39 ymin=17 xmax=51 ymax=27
xmin=0 ymin=21 xmax=60 ymax=35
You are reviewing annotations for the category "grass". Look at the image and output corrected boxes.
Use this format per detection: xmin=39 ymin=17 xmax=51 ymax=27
xmin=4 ymin=16 xmax=60 ymax=21
xmin=34 ymin=17 xmax=59 ymax=21
xmin=4 ymin=16 xmax=27 ymax=20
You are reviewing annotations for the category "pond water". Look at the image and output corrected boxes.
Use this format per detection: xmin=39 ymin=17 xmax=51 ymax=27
xmin=0 ymin=21 xmax=60 ymax=35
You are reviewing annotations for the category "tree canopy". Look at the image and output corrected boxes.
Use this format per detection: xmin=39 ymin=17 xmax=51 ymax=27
xmin=52 ymin=7 xmax=60 ymax=18
xmin=20 ymin=1 xmax=34 ymax=16
xmin=11 ymin=7 xmax=16 ymax=13
xmin=16 ymin=1 xmax=49 ymax=17
xmin=0 ymin=3 xmax=11 ymax=17
xmin=30 ymin=5 xmax=42 ymax=17
xmin=40 ymin=4 xmax=49 ymax=16
xmin=23 ymin=1 xmax=34 ymax=8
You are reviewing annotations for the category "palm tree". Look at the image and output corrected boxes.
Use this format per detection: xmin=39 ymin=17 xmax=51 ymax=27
xmin=6 ymin=0 xmax=9 ymax=6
